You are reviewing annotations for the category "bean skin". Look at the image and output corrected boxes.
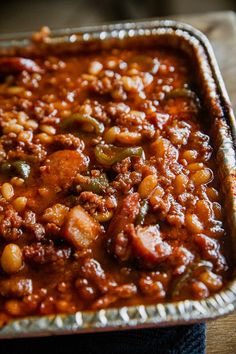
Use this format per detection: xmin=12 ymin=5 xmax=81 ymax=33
xmin=1 ymin=244 xmax=23 ymax=274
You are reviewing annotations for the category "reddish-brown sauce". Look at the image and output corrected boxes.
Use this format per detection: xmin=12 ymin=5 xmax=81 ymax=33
xmin=0 ymin=37 xmax=230 ymax=323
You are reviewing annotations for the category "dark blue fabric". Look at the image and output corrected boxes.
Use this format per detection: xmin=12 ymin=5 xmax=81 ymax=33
xmin=0 ymin=323 xmax=205 ymax=354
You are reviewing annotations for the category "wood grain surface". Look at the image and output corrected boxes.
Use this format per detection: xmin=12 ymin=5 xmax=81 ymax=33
xmin=173 ymin=11 xmax=236 ymax=354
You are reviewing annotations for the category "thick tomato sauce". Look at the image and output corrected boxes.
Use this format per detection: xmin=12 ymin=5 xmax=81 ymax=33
xmin=0 ymin=40 xmax=229 ymax=322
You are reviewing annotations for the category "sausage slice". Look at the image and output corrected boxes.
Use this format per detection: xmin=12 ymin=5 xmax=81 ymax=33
xmin=133 ymin=225 xmax=172 ymax=264
xmin=62 ymin=205 xmax=102 ymax=249
xmin=107 ymin=192 xmax=140 ymax=237
xmin=41 ymin=150 xmax=87 ymax=191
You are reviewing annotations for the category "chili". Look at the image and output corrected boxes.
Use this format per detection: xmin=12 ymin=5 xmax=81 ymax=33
xmin=0 ymin=32 xmax=230 ymax=322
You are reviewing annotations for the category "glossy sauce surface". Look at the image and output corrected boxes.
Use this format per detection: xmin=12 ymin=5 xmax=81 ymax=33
xmin=0 ymin=43 xmax=229 ymax=322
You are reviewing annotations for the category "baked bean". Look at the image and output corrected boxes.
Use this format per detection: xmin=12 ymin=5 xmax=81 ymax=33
xmin=17 ymin=111 xmax=28 ymax=124
xmin=212 ymin=202 xmax=222 ymax=220
xmin=138 ymin=174 xmax=158 ymax=199
xmin=23 ymin=90 xmax=32 ymax=98
xmin=1 ymin=183 xmax=14 ymax=200
xmin=40 ymin=124 xmax=56 ymax=135
xmin=24 ymin=119 xmax=38 ymax=130
xmin=206 ymin=187 xmax=219 ymax=202
xmin=88 ymin=61 xmax=103 ymax=75
xmin=38 ymin=187 xmax=51 ymax=198
xmin=185 ymin=214 xmax=203 ymax=233
xmin=55 ymin=300 xmax=73 ymax=313
xmin=13 ymin=197 xmax=28 ymax=212
xmin=104 ymin=126 xmax=120 ymax=143
xmin=187 ymin=162 xmax=204 ymax=171
xmin=3 ymin=123 xmax=24 ymax=134
xmin=121 ymin=76 xmax=143 ymax=92
xmin=151 ymin=138 xmax=168 ymax=158
xmin=60 ymin=110 xmax=72 ymax=118
xmin=174 ymin=174 xmax=188 ymax=194
xmin=35 ymin=133 xmax=54 ymax=144
xmin=5 ymin=300 xmax=23 ymax=316
xmin=1 ymin=244 xmax=23 ymax=274
xmin=18 ymin=130 xmax=33 ymax=143
xmin=182 ymin=150 xmax=198 ymax=162
xmin=195 ymin=200 xmax=213 ymax=221
xmin=10 ymin=177 xmax=24 ymax=187
xmin=191 ymin=169 xmax=213 ymax=186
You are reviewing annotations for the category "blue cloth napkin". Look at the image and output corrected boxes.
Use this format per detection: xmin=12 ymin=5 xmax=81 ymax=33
xmin=0 ymin=323 xmax=205 ymax=354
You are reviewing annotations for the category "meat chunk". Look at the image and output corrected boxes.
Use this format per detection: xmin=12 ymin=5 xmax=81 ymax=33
xmin=42 ymin=204 xmax=69 ymax=227
xmin=24 ymin=211 xmax=45 ymax=241
xmin=79 ymin=257 xmax=115 ymax=293
xmin=91 ymin=283 xmax=137 ymax=310
xmin=111 ymin=223 xmax=172 ymax=268
xmin=132 ymin=225 xmax=172 ymax=264
xmin=107 ymin=193 xmax=140 ymax=260
xmin=62 ymin=205 xmax=102 ymax=249
xmin=23 ymin=242 xmax=71 ymax=264
xmin=0 ymin=277 xmax=33 ymax=297
xmin=194 ymin=233 xmax=227 ymax=271
xmin=168 ymin=246 xmax=194 ymax=275
xmin=41 ymin=150 xmax=87 ymax=190
xmin=0 ymin=206 xmax=22 ymax=241
xmin=0 ymin=57 xmax=42 ymax=75
xmin=107 ymin=192 xmax=140 ymax=237
xmin=53 ymin=134 xmax=84 ymax=151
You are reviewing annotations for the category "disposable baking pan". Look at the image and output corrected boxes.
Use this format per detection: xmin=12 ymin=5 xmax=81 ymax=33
xmin=0 ymin=19 xmax=235 ymax=338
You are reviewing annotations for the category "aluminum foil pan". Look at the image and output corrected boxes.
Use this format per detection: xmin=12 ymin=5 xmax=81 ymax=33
xmin=0 ymin=19 xmax=235 ymax=338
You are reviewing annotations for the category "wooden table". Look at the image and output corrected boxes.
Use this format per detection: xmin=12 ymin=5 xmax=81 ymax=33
xmin=172 ymin=11 xmax=236 ymax=354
